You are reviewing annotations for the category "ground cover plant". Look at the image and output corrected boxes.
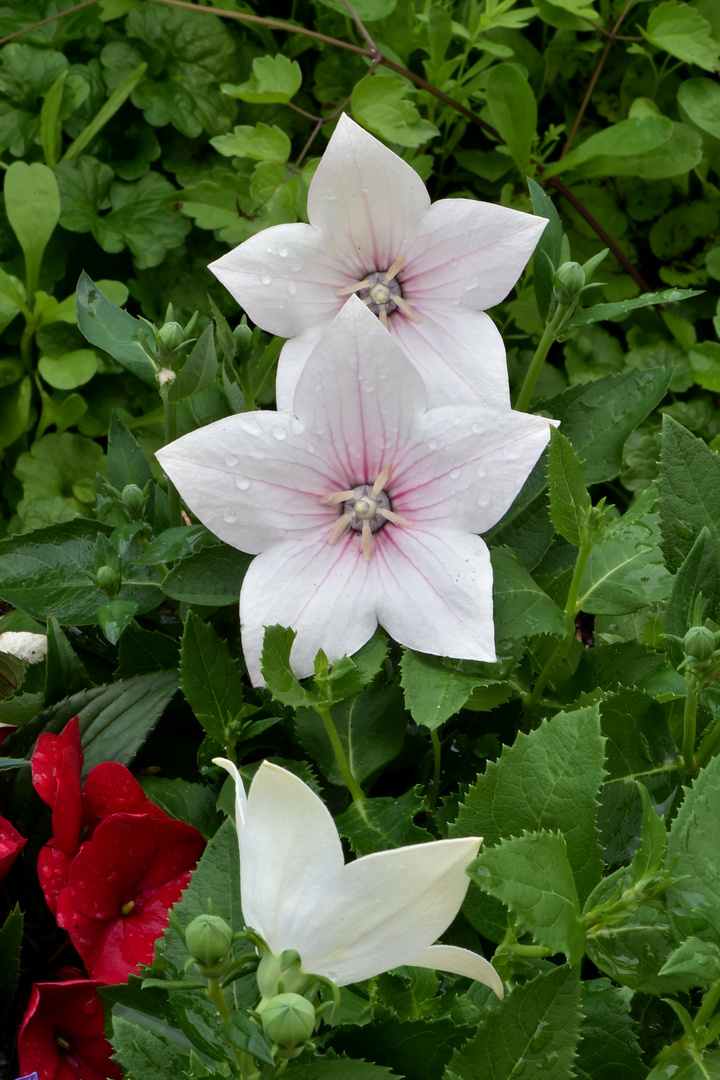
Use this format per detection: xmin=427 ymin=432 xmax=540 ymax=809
xmin=1 ymin=0 xmax=720 ymax=1077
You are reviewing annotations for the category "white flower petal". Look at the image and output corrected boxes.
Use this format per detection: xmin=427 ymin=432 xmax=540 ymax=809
xmin=307 ymin=114 xmax=430 ymax=273
xmin=213 ymin=757 xmax=248 ymax=830
xmin=239 ymin=762 xmax=346 ymax=956
xmin=239 ymin=534 xmax=377 ymax=685
xmin=209 ymin=223 xmax=345 ymax=338
xmin=0 ymin=631 xmax=47 ymax=663
xmin=275 ymin=323 xmax=328 ymax=414
xmin=404 ymin=198 xmax=547 ymax=311
xmin=406 ymin=944 xmax=503 ymax=998
xmin=292 ymin=298 xmax=428 ymax=483
xmin=389 ymin=307 xmax=511 ymax=410
xmin=373 ymin=527 xmax=496 ymax=662
xmin=390 ymin=406 xmax=554 ymax=534
xmin=156 ymin=412 xmax=342 ymax=553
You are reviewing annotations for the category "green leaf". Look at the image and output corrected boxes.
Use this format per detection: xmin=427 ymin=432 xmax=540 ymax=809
xmin=446 ymin=965 xmax=581 ymax=1080
xmin=469 ymin=830 xmax=585 ymax=962
xmin=4 ymin=161 xmax=60 ymax=299
xmin=528 ymin=177 xmax=563 ymax=320
xmin=97 ymin=598 xmax=138 ymax=644
xmin=547 ymin=426 xmax=590 ymax=547
xmin=222 ymin=54 xmax=302 ymax=104
xmin=162 ymin=545 xmax=251 ymax=606
xmin=296 ymin=683 xmax=406 ymax=787
xmin=351 ymin=75 xmax=439 ymax=148
xmin=62 ymin=61 xmax=147 ymax=162
xmin=211 ymin=123 xmax=291 ymax=163
xmin=564 ymin=288 xmax=703 ymax=331
xmin=660 ymin=938 xmax=720 ymax=984
xmin=573 ymin=123 xmax=702 ymax=181
xmin=108 ymin=411 xmax=153 ymax=492
xmin=40 ymin=69 xmax=67 ymax=168
xmin=336 ymin=1017 xmax=468 ymax=1080
xmin=117 ymin=624 xmax=179 ymax=678
xmin=631 ymin=781 xmax=667 ymax=882
xmin=659 ymin=415 xmax=720 ymax=573
xmin=540 ymin=367 xmax=671 ymax=484
xmin=180 ymin=611 xmax=246 ymax=744
xmin=289 ymin=1062 xmax=400 ymax=1079
xmin=663 ymin=528 xmax=720 ymax=660
xmin=313 ymin=629 xmax=389 ymax=707
xmin=643 ymin=1 xmax=720 ymax=71
xmin=260 ymin=624 xmax=317 ymax=710
xmin=454 ymin=704 xmax=604 ymax=901
xmin=544 ymin=117 xmax=672 ymax=179
xmin=491 ymin=546 xmax=572 ymax=640
xmin=577 ymin=512 xmax=671 ymax=615
xmin=575 ymin=979 xmax=645 ymax=1080
xmin=223 ymin=1012 xmax=274 ymax=1066
xmin=76 ymin=272 xmax=157 ymax=384
xmin=316 ymin=0 xmax=397 ymax=16
xmin=0 ymin=905 xmax=22 ymax=1015
xmin=400 ymin=650 xmax=497 ymax=730
xmin=0 ymin=376 xmax=32 ymax=449
xmin=139 ymin=776 xmax=221 ymax=839
xmin=485 ymin=64 xmax=537 ymax=176
xmin=112 ymin=1016 xmax=190 ymax=1080
xmin=94 ymin=172 xmax=191 ymax=269
xmin=645 ymin=1050 xmax=720 ymax=1080
xmin=44 ymin=614 xmax=91 ymax=706
xmin=37 ymin=348 xmax=97 ymax=390
xmin=168 ymin=323 xmax=218 ymax=402
xmin=678 ymin=78 xmax=720 ymax=141
xmin=666 ymin=753 xmax=720 ymax=945
xmin=336 ymin=787 xmax=431 ymax=856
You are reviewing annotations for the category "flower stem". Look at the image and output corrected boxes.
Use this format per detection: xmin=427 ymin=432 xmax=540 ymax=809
xmin=515 ymin=307 xmax=564 ymax=413
xmin=681 ymin=674 xmax=699 ymax=776
xmin=315 ymin=705 xmax=365 ymax=802
xmin=161 ymin=385 xmax=181 ymax=529
xmin=207 ymin=980 xmax=258 ymax=1079
xmin=428 ymin=729 xmax=442 ymax=811
xmin=696 ymin=713 xmax=720 ymax=770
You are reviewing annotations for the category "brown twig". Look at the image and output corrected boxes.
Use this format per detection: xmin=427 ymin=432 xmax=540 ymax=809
xmin=548 ymin=175 xmax=651 ymax=292
xmin=0 ymin=0 xmax=99 ymax=46
xmin=561 ymin=0 xmax=636 ymax=157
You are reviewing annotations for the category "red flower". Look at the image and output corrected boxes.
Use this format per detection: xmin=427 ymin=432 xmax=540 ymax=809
xmin=56 ymin=813 xmax=204 ymax=984
xmin=0 ymin=815 xmax=26 ymax=887
xmin=32 ymin=719 xmax=166 ymax=915
xmin=17 ymin=979 xmax=121 ymax=1080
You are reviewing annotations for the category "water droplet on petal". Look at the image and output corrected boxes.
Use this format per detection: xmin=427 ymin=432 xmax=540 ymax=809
xmin=450 ymin=468 xmax=461 ymax=480
xmin=476 ymin=463 xmax=487 ymax=478
xmin=291 ymin=262 xmax=303 ymax=273
xmin=278 ymin=245 xmax=288 ymax=258
xmin=291 ymin=418 xmax=305 ymax=435
xmin=325 ymin=190 xmax=336 ymax=201
xmin=465 ymin=276 xmax=480 ymax=291
xmin=453 ymin=416 xmax=462 ymax=425
xmin=41 ymin=865 xmax=52 ymax=878
xmin=273 ymin=427 xmax=288 ymax=440
xmin=261 ymin=275 xmax=272 ymax=286
xmin=477 ymin=493 xmax=490 ymax=507
xmin=452 ymin=298 xmax=461 ymax=306
xmin=451 ymin=258 xmax=458 ymax=267
xmin=236 ymin=477 xmax=250 ymax=491
xmin=225 ymin=454 xmax=238 ymax=467
xmin=266 ymin=246 xmax=274 ymax=254
xmin=286 ymin=281 xmax=297 ymax=296
xmin=224 ymin=509 xmax=237 ymax=524
xmin=360 ymin=184 xmax=370 ymax=193
xmin=245 ymin=420 xmax=261 ymax=436
xmin=472 ymin=422 xmax=484 ymax=434
xmin=278 ymin=301 xmax=285 ymax=309
xmin=428 ymin=439 xmax=438 ymax=450
xmin=81 ymin=999 xmax=98 ymax=1015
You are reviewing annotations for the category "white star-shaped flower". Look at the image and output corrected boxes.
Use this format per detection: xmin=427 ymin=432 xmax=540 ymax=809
xmin=209 ymin=113 xmax=546 ymax=413
xmin=157 ymin=298 xmax=553 ymax=684
xmin=215 ymin=756 xmax=503 ymax=996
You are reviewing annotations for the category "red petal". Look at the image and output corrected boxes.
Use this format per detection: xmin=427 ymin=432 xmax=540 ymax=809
xmin=0 ymin=815 xmax=25 ymax=887
xmin=32 ymin=717 xmax=83 ymax=808
xmin=51 ymin=743 xmax=83 ymax=855
xmin=37 ymin=842 xmax=72 ymax=916
xmin=83 ymin=762 xmax=166 ymax=834
xmin=66 ymin=816 xmax=158 ymax=919
xmin=124 ymin=873 xmax=193 ymax=967
xmin=17 ymin=979 xmax=121 ymax=1080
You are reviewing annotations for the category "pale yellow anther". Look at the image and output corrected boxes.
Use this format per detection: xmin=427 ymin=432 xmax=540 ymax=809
xmin=336 ymin=277 xmax=372 ymax=297
xmin=361 ymin=521 xmax=373 ymax=562
xmin=328 ymin=513 xmax=353 ymax=545
xmin=378 ymin=507 xmax=414 ymax=528
xmin=383 ymin=253 xmax=406 ymax=283
xmin=379 ymin=309 xmax=389 ymax=329
xmin=322 ymin=462 xmax=411 ymax=561
xmin=320 ymin=489 xmax=357 ymax=506
xmin=393 ymin=295 xmax=420 ymax=323
xmin=372 ymin=463 xmax=393 ymax=495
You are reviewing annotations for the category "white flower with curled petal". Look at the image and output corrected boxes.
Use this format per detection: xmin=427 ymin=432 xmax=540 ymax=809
xmin=209 ymin=113 xmax=546 ymax=413
xmin=215 ymin=756 xmax=503 ymax=996
xmin=157 ymin=298 xmax=554 ymax=685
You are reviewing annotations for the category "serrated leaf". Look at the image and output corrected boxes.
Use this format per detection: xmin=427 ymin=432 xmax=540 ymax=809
xmin=113 ymin=1016 xmax=190 ymax=1080
xmin=260 ymin=624 xmax=317 ymax=710
xmin=577 ymin=515 xmax=671 ymax=615
xmin=659 ymin=415 xmax=720 ymax=573
xmin=162 ymin=545 xmax=251 ymax=606
xmin=180 ymin=611 xmax=245 ymax=743
xmin=663 ymin=528 xmax=720 ymax=662
xmin=290 ymin=1061 xmax=400 ymax=1079
xmin=491 ymin=546 xmax=571 ymax=641
xmin=643 ymin=1 xmax=720 ymax=71
xmin=645 ymin=1050 xmax=720 ymax=1080
xmin=400 ymin=650 xmax=496 ymax=730
xmin=223 ymin=54 xmax=302 ymax=104
xmin=446 ymin=965 xmax=581 ymax=1080
xmin=469 ymin=830 xmax=585 ymax=962
xmin=336 ymin=787 xmax=431 ymax=856
xmin=547 ymin=426 xmax=590 ymax=546
xmin=666 ymin=753 xmax=720 ymax=946
xmin=660 ymin=938 xmax=720 ymax=984
xmin=452 ymin=704 xmax=604 ymax=901
xmin=352 ymin=75 xmax=439 ymax=148
xmin=576 ymin=979 xmax=645 ymax=1080
xmin=313 ymin=629 xmax=389 ymax=707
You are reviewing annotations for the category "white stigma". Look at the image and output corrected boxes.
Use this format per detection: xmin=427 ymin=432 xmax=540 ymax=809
xmin=320 ymin=463 xmax=414 ymax=562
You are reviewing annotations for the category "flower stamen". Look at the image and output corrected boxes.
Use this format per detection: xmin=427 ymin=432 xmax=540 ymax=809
xmin=334 ymin=253 xmax=419 ymax=327
xmin=321 ymin=463 xmax=413 ymax=561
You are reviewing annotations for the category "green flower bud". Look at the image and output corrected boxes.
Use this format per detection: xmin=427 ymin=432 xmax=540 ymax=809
xmin=683 ymin=625 xmax=716 ymax=662
xmin=96 ymin=565 xmax=120 ymax=595
xmin=261 ymin=993 xmax=315 ymax=1050
xmin=157 ymin=321 xmax=184 ymax=355
xmin=185 ymin=913 xmax=233 ymax=978
xmin=233 ymin=324 xmax=253 ymax=352
xmin=121 ymin=484 xmax=146 ymax=517
xmin=553 ymin=261 xmax=585 ymax=305
xmin=256 ymin=949 xmax=310 ymax=1000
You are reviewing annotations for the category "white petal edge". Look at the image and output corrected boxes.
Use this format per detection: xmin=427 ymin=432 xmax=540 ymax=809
xmin=213 ymin=757 xmax=248 ymax=830
xmin=406 ymin=944 xmax=504 ymax=998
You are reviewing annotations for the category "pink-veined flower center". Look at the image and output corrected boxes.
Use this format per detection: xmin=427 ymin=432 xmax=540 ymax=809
xmin=335 ymin=254 xmax=420 ymax=330
xmin=320 ymin=463 xmax=413 ymax=562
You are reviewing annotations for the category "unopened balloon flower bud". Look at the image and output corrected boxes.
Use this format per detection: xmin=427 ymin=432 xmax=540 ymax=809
xmin=233 ymin=323 xmax=253 ymax=352
xmin=683 ymin=626 xmax=716 ymax=662
xmin=96 ymin=565 xmax=120 ymax=595
xmin=157 ymin=321 xmax=184 ymax=356
xmin=553 ymin=261 xmax=585 ymax=305
xmin=185 ymin=913 xmax=233 ymax=977
xmin=261 ymin=993 xmax=315 ymax=1052
xmin=121 ymin=484 xmax=146 ymax=518
xmin=256 ymin=949 xmax=309 ymax=1000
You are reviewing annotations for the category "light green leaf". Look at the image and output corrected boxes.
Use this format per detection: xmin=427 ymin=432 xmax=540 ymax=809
xmin=315 ymin=0 xmax=397 ymax=18
xmin=564 ymin=288 xmax=702 ymax=331
xmin=485 ymin=64 xmax=537 ymax=175
xmin=37 ymin=348 xmax=97 ymax=390
xmin=139 ymin=776 xmax=221 ymax=839
xmin=678 ymin=78 xmax=720 ymax=140
xmin=446 ymin=964 xmax=581 ymax=1080
xmin=645 ymin=1050 xmax=720 ymax=1080
xmin=4 ymin=161 xmax=61 ymax=300
xmin=491 ymin=546 xmax=572 ymax=640
xmin=222 ymin=54 xmax=302 ymax=104
xmin=643 ymin=1 xmax=720 ymax=71
xmin=577 ymin=515 xmax=671 ymax=615
xmin=336 ymin=787 xmax=431 ymax=856
xmin=260 ymin=624 xmax=317 ymax=710
xmin=76 ymin=272 xmax=157 ymax=384
xmin=352 ymin=75 xmax=439 ymax=148
xmin=400 ymin=650 xmax=497 ymax=729
xmin=574 ymin=123 xmax=702 ymax=180
xmin=630 ymin=781 xmax=667 ymax=881
xmin=666 ymin=753 xmax=720 ymax=945
xmin=211 ymin=123 xmax=291 ymax=163
xmin=168 ymin=323 xmax=217 ymax=402
xmin=40 ymin=69 xmax=67 ymax=167
xmin=660 ymin=938 xmax=720 ymax=984
xmin=544 ymin=116 xmax=672 ymax=179
xmin=180 ymin=611 xmax=246 ymax=744
xmin=690 ymin=342 xmax=720 ymax=392
xmin=0 ymin=376 xmax=32 ymax=449
xmin=547 ymin=426 xmax=590 ymax=547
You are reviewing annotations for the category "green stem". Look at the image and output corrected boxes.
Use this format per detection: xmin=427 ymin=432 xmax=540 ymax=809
xmin=695 ymin=977 xmax=720 ymax=1030
xmin=428 ymin=729 xmax=442 ymax=812
xmin=207 ymin=981 xmax=258 ymax=1079
xmin=522 ymin=529 xmax=594 ymax=720
xmin=161 ymin=386 xmax=181 ymax=529
xmin=315 ymin=705 xmax=365 ymax=802
xmin=514 ymin=306 xmax=565 ymax=413
xmin=497 ymin=941 xmax=553 ymax=958
xmin=681 ymin=675 xmax=699 ymax=776
xmin=696 ymin=714 xmax=720 ymax=770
